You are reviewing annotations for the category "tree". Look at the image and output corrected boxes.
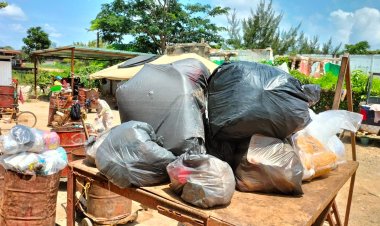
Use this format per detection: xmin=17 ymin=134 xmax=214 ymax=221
xmin=322 ymin=37 xmax=332 ymax=54
xmin=22 ymin=26 xmax=51 ymax=60
xmin=226 ymin=8 xmax=242 ymax=49
xmin=344 ymin=41 xmax=370 ymax=54
xmin=0 ymin=45 xmax=13 ymax=50
xmin=91 ymin=0 xmax=229 ymax=54
xmin=272 ymin=23 xmax=300 ymax=55
xmin=0 ymin=1 xmax=7 ymax=8
xmin=242 ymin=0 xmax=282 ymax=49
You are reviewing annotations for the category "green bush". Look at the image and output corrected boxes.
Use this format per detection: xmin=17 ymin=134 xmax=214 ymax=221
xmin=288 ymin=69 xmax=378 ymax=113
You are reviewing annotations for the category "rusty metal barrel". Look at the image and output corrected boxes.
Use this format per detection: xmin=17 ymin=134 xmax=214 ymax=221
xmin=0 ymin=166 xmax=5 ymax=205
xmin=52 ymin=127 xmax=86 ymax=177
xmin=86 ymin=184 xmax=132 ymax=225
xmin=0 ymin=171 xmax=61 ymax=226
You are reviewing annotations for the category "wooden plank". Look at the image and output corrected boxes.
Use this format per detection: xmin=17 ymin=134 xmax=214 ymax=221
xmin=332 ymin=53 xmax=349 ymax=110
xmin=70 ymin=160 xmax=358 ymax=226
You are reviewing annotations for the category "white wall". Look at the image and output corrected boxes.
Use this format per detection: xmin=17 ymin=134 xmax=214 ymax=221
xmin=0 ymin=61 xmax=12 ymax=86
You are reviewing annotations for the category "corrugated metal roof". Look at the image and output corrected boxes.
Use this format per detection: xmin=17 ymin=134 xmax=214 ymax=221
xmin=32 ymin=45 xmax=154 ymax=60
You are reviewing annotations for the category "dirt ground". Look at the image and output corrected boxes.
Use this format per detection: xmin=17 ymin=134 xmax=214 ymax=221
xmin=1 ymin=100 xmax=379 ymax=226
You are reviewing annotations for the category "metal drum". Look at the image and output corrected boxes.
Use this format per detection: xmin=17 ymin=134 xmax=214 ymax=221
xmin=0 ymin=166 xmax=5 ymax=205
xmin=0 ymin=171 xmax=61 ymax=226
xmin=87 ymin=184 xmax=132 ymax=225
xmin=53 ymin=128 xmax=86 ymax=177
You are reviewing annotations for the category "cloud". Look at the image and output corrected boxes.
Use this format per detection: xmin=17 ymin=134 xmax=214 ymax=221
xmin=43 ymin=23 xmax=62 ymax=38
xmin=11 ymin=23 xmax=26 ymax=33
xmin=0 ymin=4 xmax=26 ymax=20
xmin=330 ymin=7 xmax=380 ymax=49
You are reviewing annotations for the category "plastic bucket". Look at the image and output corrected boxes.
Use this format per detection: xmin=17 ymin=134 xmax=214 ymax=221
xmin=0 ymin=171 xmax=61 ymax=226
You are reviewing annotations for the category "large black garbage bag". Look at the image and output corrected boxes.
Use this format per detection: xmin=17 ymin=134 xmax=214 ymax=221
xmin=95 ymin=121 xmax=176 ymax=188
xmin=116 ymin=60 xmax=210 ymax=156
xmin=208 ymin=61 xmax=319 ymax=139
xmin=167 ymin=151 xmax=235 ymax=208
xmin=235 ymin=135 xmax=304 ymax=195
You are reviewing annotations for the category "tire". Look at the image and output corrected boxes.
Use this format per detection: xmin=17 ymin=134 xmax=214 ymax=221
xmin=16 ymin=111 xmax=37 ymax=127
xmin=81 ymin=217 xmax=93 ymax=226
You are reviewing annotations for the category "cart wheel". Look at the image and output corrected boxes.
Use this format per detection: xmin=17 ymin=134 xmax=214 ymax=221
xmin=16 ymin=111 xmax=37 ymax=127
xmin=81 ymin=217 xmax=93 ymax=226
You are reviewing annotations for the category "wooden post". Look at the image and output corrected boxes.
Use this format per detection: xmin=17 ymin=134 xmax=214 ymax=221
xmin=71 ymin=48 xmax=75 ymax=96
xmin=332 ymin=53 xmax=349 ymax=110
xmin=330 ymin=53 xmax=357 ymax=226
xmin=33 ymin=56 xmax=38 ymax=98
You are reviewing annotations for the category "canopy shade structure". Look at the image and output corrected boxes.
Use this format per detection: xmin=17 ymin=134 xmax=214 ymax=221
xmin=89 ymin=53 xmax=219 ymax=80
xmin=32 ymin=45 xmax=154 ymax=61
xmin=30 ymin=45 xmax=152 ymax=97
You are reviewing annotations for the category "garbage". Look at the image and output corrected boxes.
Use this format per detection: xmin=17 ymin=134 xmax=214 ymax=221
xmin=0 ymin=125 xmax=68 ymax=175
xmin=208 ymin=61 xmax=319 ymax=140
xmin=293 ymin=110 xmax=363 ymax=180
xmin=85 ymin=131 xmax=110 ymax=166
xmin=0 ymin=126 xmax=61 ymax=155
xmin=0 ymin=148 xmax=67 ymax=175
xmin=96 ymin=121 xmax=176 ymax=188
xmin=292 ymin=133 xmax=337 ymax=181
xmin=116 ymin=60 xmax=209 ymax=155
xmin=235 ymin=135 xmax=304 ymax=195
xmin=167 ymin=151 xmax=235 ymax=208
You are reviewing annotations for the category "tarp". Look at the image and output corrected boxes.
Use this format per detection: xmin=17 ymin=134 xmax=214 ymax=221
xmin=89 ymin=53 xmax=218 ymax=80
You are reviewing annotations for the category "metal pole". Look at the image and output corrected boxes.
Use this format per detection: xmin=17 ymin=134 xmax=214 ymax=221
xmin=71 ymin=48 xmax=75 ymax=96
xmin=33 ymin=56 xmax=38 ymax=98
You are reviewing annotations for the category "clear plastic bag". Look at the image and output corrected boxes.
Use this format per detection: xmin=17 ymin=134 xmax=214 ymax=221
xmin=39 ymin=147 xmax=68 ymax=175
xmin=294 ymin=110 xmax=363 ymax=179
xmin=0 ymin=152 xmax=42 ymax=175
xmin=167 ymin=152 xmax=235 ymax=208
xmin=235 ymin=135 xmax=304 ymax=195
xmin=293 ymin=132 xmax=337 ymax=181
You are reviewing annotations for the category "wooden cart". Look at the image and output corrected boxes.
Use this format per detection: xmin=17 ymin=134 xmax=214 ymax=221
xmin=0 ymin=80 xmax=36 ymax=128
xmin=67 ymin=160 xmax=358 ymax=226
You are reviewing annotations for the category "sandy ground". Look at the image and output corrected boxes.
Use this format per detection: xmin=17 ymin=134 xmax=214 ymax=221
xmin=1 ymin=100 xmax=379 ymax=226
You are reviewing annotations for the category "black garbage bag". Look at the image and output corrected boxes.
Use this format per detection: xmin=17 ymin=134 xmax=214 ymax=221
xmin=235 ymin=135 xmax=304 ymax=195
xmin=208 ymin=61 xmax=319 ymax=140
xmin=167 ymin=150 xmax=235 ymax=208
xmin=95 ymin=121 xmax=176 ymax=188
xmin=116 ymin=59 xmax=210 ymax=156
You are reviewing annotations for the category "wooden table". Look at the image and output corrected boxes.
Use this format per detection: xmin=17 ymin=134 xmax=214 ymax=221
xmin=67 ymin=160 xmax=358 ymax=226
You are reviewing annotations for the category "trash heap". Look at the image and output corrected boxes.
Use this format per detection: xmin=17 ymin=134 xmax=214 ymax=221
xmin=86 ymin=59 xmax=363 ymax=209
xmin=0 ymin=125 xmax=68 ymax=175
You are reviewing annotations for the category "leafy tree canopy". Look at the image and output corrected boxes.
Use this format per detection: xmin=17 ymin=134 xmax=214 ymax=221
xmin=91 ymin=0 xmax=229 ymax=54
xmin=22 ymin=26 xmax=51 ymax=60
xmin=344 ymin=41 xmax=370 ymax=54
xmin=0 ymin=1 xmax=7 ymax=8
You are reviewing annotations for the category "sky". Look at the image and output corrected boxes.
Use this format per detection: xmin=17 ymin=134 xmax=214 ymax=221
xmin=1 ymin=0 xmax=380 ymax=50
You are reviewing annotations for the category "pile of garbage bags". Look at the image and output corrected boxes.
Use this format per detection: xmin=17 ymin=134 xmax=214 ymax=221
xmin=95 ymin=121 xmax=176 ymax=188
xmin=116 ymin=59 xmax=209 ymax=156
xmin=87 ymin=59 xmax=362 ymax=208
xmin=0 ymin=125 xmax=67 ymax=175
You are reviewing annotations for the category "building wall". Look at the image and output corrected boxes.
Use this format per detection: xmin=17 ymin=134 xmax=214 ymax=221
xmin=0 ymin=60 xmax=12 ymax=86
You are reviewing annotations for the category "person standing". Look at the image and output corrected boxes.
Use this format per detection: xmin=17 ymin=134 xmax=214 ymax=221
xmin=94 ymin=98 xmax=114 ymax=130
